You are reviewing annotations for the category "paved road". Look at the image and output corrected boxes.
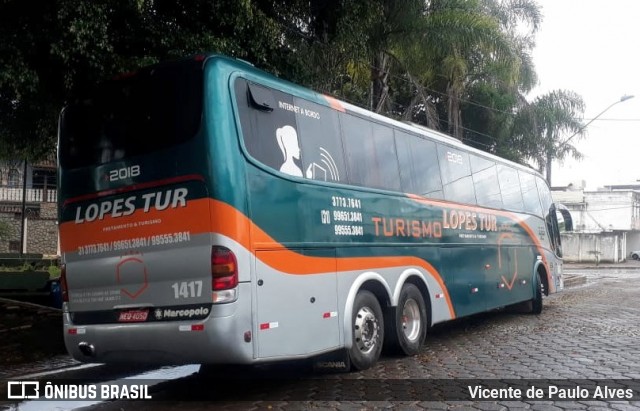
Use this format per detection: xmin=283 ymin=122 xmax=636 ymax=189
xmin=4 ymin=266 xmax=640 ymax=410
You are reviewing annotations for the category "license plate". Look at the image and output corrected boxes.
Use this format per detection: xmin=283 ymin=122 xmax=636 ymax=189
xmin=118 ymin=310 xmax=149 ymax=322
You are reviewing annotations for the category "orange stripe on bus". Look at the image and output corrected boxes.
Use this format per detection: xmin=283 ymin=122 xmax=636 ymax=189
xmin=406 ymin=193 xmax=553 ymax=292
xmin=60 ymin=198 xmax=456 ymax=318
xmin=208 ymin=200 xmax=456 ymax=318
xmin=323 ymin=95 xmax=346 ymax=112
xmin=59 ymin=198 xmax=211 ymax=252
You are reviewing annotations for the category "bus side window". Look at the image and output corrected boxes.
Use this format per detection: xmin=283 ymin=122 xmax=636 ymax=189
xmin=519 ymin=171 xmax=543 ymax=216
xmin=293 ymin=98 xmax=347 ymax=183
xmin=498 ymin=165 xmax=524 ymax=211
xmin=235 ymin=78 xmax=298 ymax=174
xmin=340 ymin=113 xmax=401 ymax=191
xmin=470 ymin=155 xmax=502 ymax=209
xmin=438 ymin=144 xmax=476 ymax=205
xmin=395 ymin=131 xmax=443 ymax=199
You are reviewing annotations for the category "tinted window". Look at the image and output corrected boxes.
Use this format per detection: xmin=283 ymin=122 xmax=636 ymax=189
xmin=519 ymin=171 xmax=543 ymax=216
xmin=470 ymin=155 xmax=502 ymax=208
xmin=237 ymin=79 xmax=353 ymax=183
xmin=438 ymin=145 xmax=476 ymax=204
xmin=395 ymin=131 xmax=443 ymax=198
xmin=235 ymin=80 xmax=299 ymax=175
xmin=498 ymin=165 xmax=524 ymax=210
xmin=60 ymin=60 xmax=203 ymax=169
xmin=341 ymin=114 xmax=401 ymax=191
xmin=293 ymin=97 xmax=347 ymax=183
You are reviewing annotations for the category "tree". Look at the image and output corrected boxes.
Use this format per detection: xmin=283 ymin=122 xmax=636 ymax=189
xmin=512 ymin=90 xmax=585 ymax=183
xmin=0 ymin=0 xmax=584 ymax=174
xmin=0 ymin=0 xmax=287 ymax=160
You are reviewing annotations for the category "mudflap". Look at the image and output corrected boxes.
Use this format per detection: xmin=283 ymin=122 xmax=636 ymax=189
xmin=312 ymin=349 xmax=351 ymax=373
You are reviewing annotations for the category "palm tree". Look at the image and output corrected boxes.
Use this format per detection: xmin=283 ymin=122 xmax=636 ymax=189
xmin=512 ymin=90 xmax=585 ymax=184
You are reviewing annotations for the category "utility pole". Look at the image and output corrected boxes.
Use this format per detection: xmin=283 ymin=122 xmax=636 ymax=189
xmin=19 ymin=159 xmax=27 ymax=259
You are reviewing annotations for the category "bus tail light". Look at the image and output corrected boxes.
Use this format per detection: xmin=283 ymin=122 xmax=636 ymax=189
xmin=61 ymin=263 xmax=69 ymax=303
xmin=211 ymin=246 xmax=238 ymax=303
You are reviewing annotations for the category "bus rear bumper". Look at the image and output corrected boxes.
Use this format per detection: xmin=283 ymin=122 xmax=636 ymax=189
xmin=63 ymin=285 xmax=254 ymax=365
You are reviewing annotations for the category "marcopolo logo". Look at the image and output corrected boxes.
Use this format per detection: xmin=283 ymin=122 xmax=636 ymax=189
xmin=154 ymin=306 xmax=210 ymax=320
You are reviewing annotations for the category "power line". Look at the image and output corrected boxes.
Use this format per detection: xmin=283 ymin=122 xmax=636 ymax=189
xmin=584 ymin=118 xmax=640 ymax=122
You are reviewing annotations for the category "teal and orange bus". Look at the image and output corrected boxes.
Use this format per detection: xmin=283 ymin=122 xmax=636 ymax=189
xmin=58 ymin=54 xmax=570 ymax=371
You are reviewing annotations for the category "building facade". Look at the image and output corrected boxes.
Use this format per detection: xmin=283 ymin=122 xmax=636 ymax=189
xmin=552 ymin=183 xmax=640 ymax=263
xmin=0 ymin=159 xmax=58 ymax=256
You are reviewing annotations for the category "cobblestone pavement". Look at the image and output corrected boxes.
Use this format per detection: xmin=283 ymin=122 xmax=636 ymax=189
xmin=4 ymin=267 xmax=640 ymax=410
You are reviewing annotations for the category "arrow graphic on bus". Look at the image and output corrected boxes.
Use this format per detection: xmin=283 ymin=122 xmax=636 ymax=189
xmin=497 ymin=232 xmax=518 ymax=290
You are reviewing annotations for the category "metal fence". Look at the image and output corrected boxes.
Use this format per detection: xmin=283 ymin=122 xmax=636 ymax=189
xmin=0 ymin=187 xmax=57 ymax=203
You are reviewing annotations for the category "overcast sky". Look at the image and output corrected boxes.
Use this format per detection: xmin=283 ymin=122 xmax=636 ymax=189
xmin=531 ymin=0 xmax=640 ymax=189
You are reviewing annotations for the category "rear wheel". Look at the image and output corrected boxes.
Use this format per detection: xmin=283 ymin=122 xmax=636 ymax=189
xmin=349 ymin=290 xmax=384 ymax=371
xmin=633 ymin=253 xmax=639 ymax=260
xmin=385 ymin=283 xmax=427 ymax=355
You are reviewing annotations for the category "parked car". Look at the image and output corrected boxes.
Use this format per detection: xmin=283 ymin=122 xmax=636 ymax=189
xmin=631 ymin=251 xmax=640 ymax=260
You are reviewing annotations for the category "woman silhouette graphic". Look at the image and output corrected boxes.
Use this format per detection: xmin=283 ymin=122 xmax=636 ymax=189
xmin=276 ymin=125 xmax=303 ymax=177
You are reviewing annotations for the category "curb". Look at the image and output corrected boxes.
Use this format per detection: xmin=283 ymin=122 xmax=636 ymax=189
xmin=566 ymin=266 xmax=640 ymax=270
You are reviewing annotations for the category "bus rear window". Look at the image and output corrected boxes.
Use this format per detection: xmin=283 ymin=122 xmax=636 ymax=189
xmin=59 ymin=60 xmax=203 ymax=169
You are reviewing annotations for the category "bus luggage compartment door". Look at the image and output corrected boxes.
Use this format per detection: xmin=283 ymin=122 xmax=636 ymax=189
xmin=254 ymin=248 xmax=340 ymax=359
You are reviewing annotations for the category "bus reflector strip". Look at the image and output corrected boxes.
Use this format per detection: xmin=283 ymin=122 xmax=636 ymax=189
xmin=260 ymin=322 xmax=279 ymax=330
xmin=435 ymin=293 xmax=445 ymax=299
xmin=322 ymin=311 xmax=337 ymax=318
xmin=179 ymin=324 xmax=205 ymax=332
xmin=68 ymin=328 xmax=86 ymax=335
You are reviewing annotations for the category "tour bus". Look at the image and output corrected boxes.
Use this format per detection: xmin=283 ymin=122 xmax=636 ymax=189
xmin=58 ymin=54 xmax=571 ymax=371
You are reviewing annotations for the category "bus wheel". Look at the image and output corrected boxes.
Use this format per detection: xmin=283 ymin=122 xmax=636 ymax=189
xmin=531 ymin=273 xmax=543 ymax=315
xmin=386 ymin=283 xmax=427 ymax=356
xmin=349 ymin=290 xmax=384 ymax=371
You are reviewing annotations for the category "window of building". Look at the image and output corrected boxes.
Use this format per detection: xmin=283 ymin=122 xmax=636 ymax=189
xmin=7 ymin=169 xmax=19 ymax=187
xmin=8 ymin=241 xmax=20 ymax=253
xmin=32 ymin=169 xmax=57 ymax=190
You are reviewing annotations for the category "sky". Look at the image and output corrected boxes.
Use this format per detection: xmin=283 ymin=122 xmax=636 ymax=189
xmin=531 ymin=0 xmax=640 ymax=190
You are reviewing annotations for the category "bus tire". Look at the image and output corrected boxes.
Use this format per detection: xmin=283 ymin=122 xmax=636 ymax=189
xmin=531 ymin=273 xmax=543 ymax=315
xmin=349 ymin=290 xmax=384 ymax=371
xmin=386 ymin=283 xmax=427 ymax=356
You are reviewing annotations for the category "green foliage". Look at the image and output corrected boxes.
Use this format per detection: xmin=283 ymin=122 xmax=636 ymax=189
xmin=0 ymin=262 xmax=34 ymax=272
xmin=48 ymin=264 xmax=61 ymax=279
xmin=0 ymin=0 xmax=584 ymax=169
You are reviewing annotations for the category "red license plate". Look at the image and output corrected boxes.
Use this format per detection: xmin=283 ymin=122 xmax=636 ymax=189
xmin=118 ymin=310 xmax=149 ymax=322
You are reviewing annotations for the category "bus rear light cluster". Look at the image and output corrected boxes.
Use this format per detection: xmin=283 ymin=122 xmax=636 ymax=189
xmin=211 ymin=246 xmax=238 ymax=303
